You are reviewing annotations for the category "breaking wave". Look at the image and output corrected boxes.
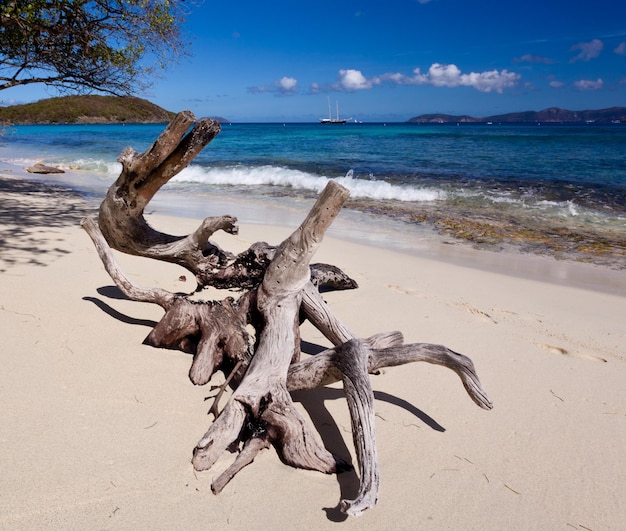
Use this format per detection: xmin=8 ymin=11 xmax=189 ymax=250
xmin=172 ymin=165 xmax=446 ymax=202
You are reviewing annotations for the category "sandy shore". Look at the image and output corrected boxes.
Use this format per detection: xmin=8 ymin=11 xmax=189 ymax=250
xmin=1 ymin=172 xmax=625 ymax=529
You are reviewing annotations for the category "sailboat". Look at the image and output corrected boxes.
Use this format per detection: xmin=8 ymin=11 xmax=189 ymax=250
xmin=320 ymin=98 xmax=349 ymax=124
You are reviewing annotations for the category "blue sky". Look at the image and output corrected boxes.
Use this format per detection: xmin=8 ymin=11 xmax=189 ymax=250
xmin=4 ymin=0 xmax=626 ymax=121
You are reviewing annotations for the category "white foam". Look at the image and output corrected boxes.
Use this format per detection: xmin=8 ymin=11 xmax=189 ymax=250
xmin=172 ymin=165 xmax=446 ymax=202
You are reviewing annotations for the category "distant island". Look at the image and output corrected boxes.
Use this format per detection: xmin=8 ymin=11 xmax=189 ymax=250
xmin=0 ymin=95 xmax=231 ymax=125
xmin=408 ymin=107 xmax=626 ymax=124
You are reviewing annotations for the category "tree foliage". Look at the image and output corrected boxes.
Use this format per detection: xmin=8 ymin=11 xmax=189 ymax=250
xmin=0 ymin=0 xmax=191 ymax=95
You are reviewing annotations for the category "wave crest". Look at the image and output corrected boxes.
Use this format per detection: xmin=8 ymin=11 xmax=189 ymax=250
xmin=173 ymin=165 xmax=445 ymax=202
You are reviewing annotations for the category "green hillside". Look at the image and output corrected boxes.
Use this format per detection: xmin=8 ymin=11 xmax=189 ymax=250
xmin=0 ymin=95 xmax=176 ymax=124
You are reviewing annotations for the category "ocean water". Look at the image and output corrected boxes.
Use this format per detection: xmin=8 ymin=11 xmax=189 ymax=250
xmin=1 ymin=121 xmax=625 ymax=268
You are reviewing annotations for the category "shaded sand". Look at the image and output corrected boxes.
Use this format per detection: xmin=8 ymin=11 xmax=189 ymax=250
xmin=0 ymin=172 xmax=94 ymax=272
xmin=1 ymin=174 xmax=625 ymax=529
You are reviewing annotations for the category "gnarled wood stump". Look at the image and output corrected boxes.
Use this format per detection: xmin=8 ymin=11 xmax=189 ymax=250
xmin=82 ymin=112 xmax=492 ymax=517
xmin=96 ymin=111 xmax=356 ymax=293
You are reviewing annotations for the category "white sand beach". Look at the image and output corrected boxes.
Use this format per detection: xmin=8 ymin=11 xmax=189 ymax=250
xmin=1 ymin=171 xmax=625 ymax=529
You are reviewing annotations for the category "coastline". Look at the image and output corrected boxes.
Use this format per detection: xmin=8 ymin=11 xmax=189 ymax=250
xmin=1 ymin=171 xmax=626 ymax=528
xmin=2 ymin=153 xmax=624 ymax=296
xmin=3 ymin=121 xmax=625 ymax=274
xmin=147 ymin=189 xmax=626 ymax=297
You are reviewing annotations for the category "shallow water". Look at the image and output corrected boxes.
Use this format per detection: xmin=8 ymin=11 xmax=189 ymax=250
xmin=1 ymin=121 xmax=625 ymax=268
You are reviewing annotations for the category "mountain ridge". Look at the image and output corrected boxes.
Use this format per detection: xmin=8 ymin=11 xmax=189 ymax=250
xmin=408 ymin=106 xmax=626 ymax=123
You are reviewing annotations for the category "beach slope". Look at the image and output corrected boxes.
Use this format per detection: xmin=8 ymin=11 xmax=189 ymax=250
xmin=1 ymin=174 xmax=625 ymax=529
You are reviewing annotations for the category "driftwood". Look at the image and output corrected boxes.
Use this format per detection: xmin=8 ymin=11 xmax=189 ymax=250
xmin=82 ymin=112 xmax=492 ymax=516
xmin=26 ymin=163 xmax=65 ymax=174
xmin=96 ymin=111 xmax=356 ymax=293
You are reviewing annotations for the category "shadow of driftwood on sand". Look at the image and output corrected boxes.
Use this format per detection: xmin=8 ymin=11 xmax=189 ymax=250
xmin=79 ymin=251 xmax=447 ymax=521
xmin=291 ymin=350 xmax=446 ymax=520
xmin=0 ymin=175 xmax=96 ymax=271
xmin=83 ymin=295 xmax=159 ymax=329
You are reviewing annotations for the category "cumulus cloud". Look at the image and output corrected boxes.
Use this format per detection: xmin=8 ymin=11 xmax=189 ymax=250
xmin=574 ymin=78 xmax=604 ymax=91
xmin=248 ymin=76 xmax=298 ymax=96
xmin=549 ymin=80 xmax=565 ymax=88
xmin=453 ymin=68 xmax=519 ymax=92
xmin=338 ymin=69 xmax=377 ymax=90
xmin=369 ymin=63 xmax=520 ymax=93
xmin=416 ymin=63 xmax=466 ymax=87
xmin=278 ymin=76 xmax=297 ymax=92
xmin=570 ymin=39 xmax=604 ymax=62
xmin=614 ymin=42 xmax=626 ymax=55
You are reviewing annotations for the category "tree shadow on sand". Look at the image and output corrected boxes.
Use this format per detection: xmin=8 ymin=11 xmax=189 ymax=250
xmin=0 ymin=175 xmax=96 ymax=271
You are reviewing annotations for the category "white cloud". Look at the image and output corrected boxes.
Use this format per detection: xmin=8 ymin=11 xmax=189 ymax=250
xmin=549 ymin=80 xmax=565 ymax=88
xmin=570 ymin=39 xmax=604 ymax=62
xmin=574 ymin=78 xmax=604 ymax=91
xmin=418 ymin=63 xmax=465 ymax=87
xmin=338 ymin=69 xmax=377 ymax=90
xmin=279 ymin=76 xmax=297 ymax=92
xmin=614 ymin=42 xmax=626 ymax=55
xmin=458 ymin=68 xmax=520 ymax=93
xmin=372 ymin=63 xmax=520 ymax=93
xmin=248 ymin=76 xmax=298 ymax=96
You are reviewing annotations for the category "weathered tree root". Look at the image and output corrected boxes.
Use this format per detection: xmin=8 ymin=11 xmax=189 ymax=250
xmin=82 ymin=112 xmax=493 ymax=517
xmin=82 ymin=216 xmax=254 ymax=386
xmin=81 ymin=191 xmax=492 ymax=517
xmin=191 ymin=181 xmax=353 ymax=494
xmin=334 ymin=339 xmax=379 ymax=516
xmin=287 ymin=341 xmax=494 ymax=410
xmin=96 ymin=110 xmax=357 ymax=293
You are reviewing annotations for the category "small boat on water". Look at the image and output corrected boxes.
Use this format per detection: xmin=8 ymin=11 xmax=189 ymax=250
xmin=320 ymin=98 xmax=349 ymax=124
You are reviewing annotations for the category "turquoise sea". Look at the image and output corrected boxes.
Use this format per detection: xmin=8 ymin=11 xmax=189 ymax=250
xmin=1 ymin=121 xmax=625 ymax=268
